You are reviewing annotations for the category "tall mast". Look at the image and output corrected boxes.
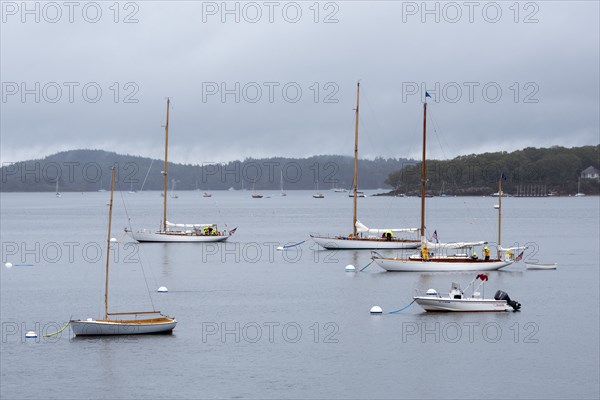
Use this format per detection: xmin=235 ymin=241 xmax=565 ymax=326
xmin=104 ymin=166 xmax=116 ymax=320
xmin=352 ymin=81 xmax=360 ymax=237
xmin=497 ymin=175 xmax=502 ymax=258
xmin=162 ymin=98 xmax=170 ymax=232
xmin=420 ymin=99 xmax=428 ymax=241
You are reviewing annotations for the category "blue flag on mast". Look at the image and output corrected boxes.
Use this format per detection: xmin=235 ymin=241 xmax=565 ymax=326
xmin=425 ymin=91 xmax=431 ymax=98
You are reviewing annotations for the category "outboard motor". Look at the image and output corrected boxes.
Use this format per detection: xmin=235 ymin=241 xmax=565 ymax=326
xmin=494 ymin=290 xmax=521 ymax=311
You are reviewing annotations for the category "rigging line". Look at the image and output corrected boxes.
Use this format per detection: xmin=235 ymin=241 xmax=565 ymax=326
xmin=140 ymin=158 xmax=155 ymax=192
xmin=427 ymin=108 xmax=451 ymax=162
xmin=116 ymin=177 xmax=156 ymax=311
xmin=360 ymin=88 xmax=388 ymax=156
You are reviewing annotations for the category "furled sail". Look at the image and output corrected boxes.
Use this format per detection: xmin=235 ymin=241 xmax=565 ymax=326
xmin=166 ymin=221 xmax=216 ymax=229
xmin=355 ymin=220 xmax=419 ymax=235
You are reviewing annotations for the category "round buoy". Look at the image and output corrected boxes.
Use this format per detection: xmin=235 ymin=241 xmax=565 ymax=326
xmin=5 ymin=262 xmax=13 ymax=268
xmin=110 ymin=238 xmax=117 ymax=243
xmin=25 ymin=331 xmax=37 ymax=339
xmin=370 ymin=306 xmax=383 ymax=314
xmin=345 ymin=264 xmax=356 ymax=272
xmin=157 ymin=286 xmax=168 ymax=293
xmin=493 ymin=204 xmax=500 ymax=209
xmin=276 ymin=246 xmax=284 ymax=251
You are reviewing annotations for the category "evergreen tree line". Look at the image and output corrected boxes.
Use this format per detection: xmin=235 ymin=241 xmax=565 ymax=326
xmin=384 ymin=145 xmax=600 ymax=196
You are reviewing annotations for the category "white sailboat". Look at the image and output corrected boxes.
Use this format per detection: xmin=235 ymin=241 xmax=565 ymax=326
xmin=129 ymin=98 xmax=234 ymax=243
xmin=311 ymin=82 xmax=420 ymax=250
xmin=575 ymin=178 xmax=585 ymax=196
xmin=170 ymin=179 xmax=179 ymax=199
xmin=372 ymin=95 xmax=516 ymax=271
xmin=280 ymin=171 xmax=287 ymax=196
xmin=55 ymin=178 xmax=61 ymax=197
xmin=313 ymin=178 xmax=324 ymax=198
xmin=70 ymin=166 xmax=177 ymax=335
xmin=251 ymin=181 xmax=263 ymax=198
xmin=413 ymin=274 xmax=521 ymax=312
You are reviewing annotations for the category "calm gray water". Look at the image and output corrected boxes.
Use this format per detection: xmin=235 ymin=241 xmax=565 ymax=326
xmin=1 ymin=191 xmax=599 ymax=399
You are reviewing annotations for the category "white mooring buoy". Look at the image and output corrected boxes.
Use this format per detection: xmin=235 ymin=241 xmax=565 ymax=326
xmin=5 ymin=262 xmax=13 ymax=268
xmin=276 ymin=246 xmax=284 ymax=251
xmin=25 ymin=331 xmax=38 ymax=339
xmin=345 ymin=264 xmax=356 ymax=272
xmin=370 ymin=306 xmax=383 ymax=314
xmin=157 ymin=286 xmax=168 ymax=293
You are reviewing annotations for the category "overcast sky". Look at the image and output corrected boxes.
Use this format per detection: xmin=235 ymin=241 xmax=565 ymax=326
xmin=1 ymin=1 xmax=598 ymax=165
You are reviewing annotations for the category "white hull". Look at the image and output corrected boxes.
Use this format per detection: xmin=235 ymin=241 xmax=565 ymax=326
xmin=413 ymin=297 xmax=512 ymax=312
xmin=526 ymin=263 xmax=557 ymax=270
xmin=373 ymin=257 xmax=513 ymax=272
xmin=132 ymin=230 xmax=230 ymax=243
xmin=70 ymin=318 xmax=176 ymax=336
xmin=311 ymin=235 xmax=420 ymax=250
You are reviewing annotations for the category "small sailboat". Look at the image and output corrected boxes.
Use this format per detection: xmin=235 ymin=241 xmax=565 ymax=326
xmin=372 ymin=94 xmax=520 ymax=271
xmin=413 ymin=274 xmax=521 ymax=312
xmin=203 ymin=192 xmax=212 ymax=198
xmin=575 ymin=178 xmax=585 ymax=196
xmin=128 ymin=182 xmax=136 ymax=194
xmin=70 ymin=166 xmax=177 ymax=336
xmin=251 ymin=181 xmax=263 ymax=198
xmin=55 ymin=178 xmax=61 ymax=198
xmin=129 ymin=98 xmax=234 ymax=243
xmin=311 ymin=82 xmax=420 ymax=250
xmin=280 ymin=171 xmax=287 ymax=196
xmin=313 ymin=179 xmax=324 ymax=198
xmin=170 ymin=179 xmax=179 ymax=199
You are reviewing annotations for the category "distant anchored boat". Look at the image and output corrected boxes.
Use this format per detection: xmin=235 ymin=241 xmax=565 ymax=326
xmin=129 ymin=98 xmax=234 ymax=243
xmin=311 ymin=82 xmax=419 ymax=250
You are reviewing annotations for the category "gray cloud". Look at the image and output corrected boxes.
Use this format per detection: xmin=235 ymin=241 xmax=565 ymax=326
xmin=1 ymin=1 xmax=598 ymax=164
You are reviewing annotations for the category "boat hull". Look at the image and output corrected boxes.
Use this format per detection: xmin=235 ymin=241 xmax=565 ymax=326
xmin=373 ymin=257 xmax=512 ymax=272
xmin=413 ymin=297 xmax=511 ymax=312
xmin=131 ymin=230 xmax=230 ymax=243
xmin=311 ymin=235 xmax=420 ymax=250
xmin=70 ymin=318 xmax=177 ymax=336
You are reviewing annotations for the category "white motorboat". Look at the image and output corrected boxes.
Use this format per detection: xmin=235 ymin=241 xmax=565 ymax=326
xmin=311 ymin=82 xmax=420 ymax=250
xmin=526 ymin=262 xmax=557 ymax=270
xmin=413 ymin=274 xmax=521 ymax=312
xmin=70 ymin=166 xmax=177 ymax=336
xmin=129 ymin=98 xmax=234 ymax=243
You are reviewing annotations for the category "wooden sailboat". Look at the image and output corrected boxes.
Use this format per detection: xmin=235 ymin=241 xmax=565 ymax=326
xmin=70 ymin=167 xmax=177 ymax=335
xmin=372 ymin=95 xmax=516 ymax=271
xmin=311 ymin=82 xmax=420 ymax=249
xmin=130 ymin=98 xmax=234 ymax=242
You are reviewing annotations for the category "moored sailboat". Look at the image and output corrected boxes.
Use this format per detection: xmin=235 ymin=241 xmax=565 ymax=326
xmin=129 ymin=98 xmax=234 ymax=243
xmin=311 ymin=82 xmax=420 ymax=250
xmin=372 ymin=94 xmax=517 ymax=271
xmin=70 ymin=166 xmax=177 ymax=335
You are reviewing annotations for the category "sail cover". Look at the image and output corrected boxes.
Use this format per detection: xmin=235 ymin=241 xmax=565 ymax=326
xmin=166 ymin=221 xmax=215 ymax=228
xmin=355 ymin=220 xmax=419 ymax=235
xmin=426 ymin=241 xmax=487 ymax=249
